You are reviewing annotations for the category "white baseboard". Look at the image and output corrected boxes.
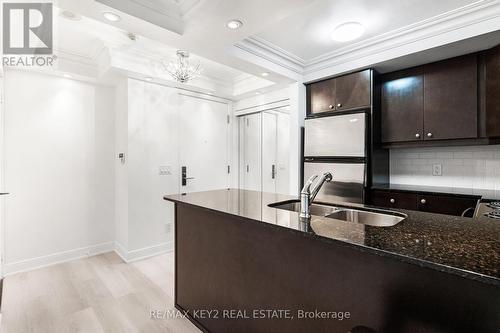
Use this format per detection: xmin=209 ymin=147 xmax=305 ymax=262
xmin=3 ymin=241 xmax=115 ymax=276
xmin=2 ymin=241 xmax=174 ymax=276
xmin=114 ymin=241 xmax=129 ymax=262
xmin=113 ymin=241 xmax=173 ymax=263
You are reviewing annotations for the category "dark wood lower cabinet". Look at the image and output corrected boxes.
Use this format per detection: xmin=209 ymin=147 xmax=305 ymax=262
xmin=371 ymin=190 xmax=418 ymax=210
xmin=370 ymin=190 xmax=478 ymax=216
xmin=175 ymin=203 xmax=499 ymax=333
xmin=417 ymin=194 xmax=478 ymax=216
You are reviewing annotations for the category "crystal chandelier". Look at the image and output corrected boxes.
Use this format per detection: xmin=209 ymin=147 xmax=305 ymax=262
xmin=162 ymin=50 xmax=202 ymax=84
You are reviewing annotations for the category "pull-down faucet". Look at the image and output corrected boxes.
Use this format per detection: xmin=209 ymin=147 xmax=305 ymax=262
xmin=300 ymin=172 xmax=333 ymax=219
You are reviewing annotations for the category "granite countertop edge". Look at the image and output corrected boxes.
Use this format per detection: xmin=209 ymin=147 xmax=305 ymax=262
xmin=164 ymin=191 xmax=500 ymax=287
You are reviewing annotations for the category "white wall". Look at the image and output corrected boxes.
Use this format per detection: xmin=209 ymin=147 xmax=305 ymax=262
xmin=114 ymin=80 xmax=129 ymax=253
xmin=126 ymin=79 xmax=178 ymax=256
xmin=390 ymin=145 xmax=500 ymax=198
xmin=3 ymin=70 xmax=115 ymax=274
xmin=1 ymin=71 xmax=235 ymax=273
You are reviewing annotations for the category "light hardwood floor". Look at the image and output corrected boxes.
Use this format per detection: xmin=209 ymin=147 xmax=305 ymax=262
xmin=0 ymin=252 xmax=202 ymax=333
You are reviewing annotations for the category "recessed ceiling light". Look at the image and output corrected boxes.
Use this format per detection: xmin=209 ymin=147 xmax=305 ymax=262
xmin=60 ymin=10 xmax=82 ymax=21
xmin=102 ymin=12 xmax=121 ymax=22
xmin=144 ymin=77 xmax=153 ymax=82
xmin=331 ymin=22 xmax=365 ymax=42
xmin=261 ymin=72 xmax=269 ymax=77
xmin=226 ymin=19 xmax=243 ymax=30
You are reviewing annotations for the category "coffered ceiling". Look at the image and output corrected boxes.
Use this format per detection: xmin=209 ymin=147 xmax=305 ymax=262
xmin=95 ymin=0 xmax=203 ymax=34
xmin=52 ymin=6 xmax=272 ymax=98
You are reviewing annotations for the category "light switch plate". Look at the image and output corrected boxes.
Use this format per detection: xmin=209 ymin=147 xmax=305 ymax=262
xmin=432 ymin=164 xmax=442 ymax=176
xmin=159 ymin=166 xmax=172 ymax=176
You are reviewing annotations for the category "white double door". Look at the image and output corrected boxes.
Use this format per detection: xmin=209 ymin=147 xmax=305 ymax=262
xmin=177 ymin=94 xmax=230 ymax=193
xmin=239 ymin=110 xmax=290 ymax=194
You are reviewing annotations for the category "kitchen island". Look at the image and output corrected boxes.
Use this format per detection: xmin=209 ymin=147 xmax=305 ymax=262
xmin=164 ymin=189 xmax=500 ymax=333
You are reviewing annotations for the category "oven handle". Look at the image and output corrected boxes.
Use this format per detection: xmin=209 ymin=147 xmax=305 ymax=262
xmin=461 ymin=206 xmax=476 ymax=218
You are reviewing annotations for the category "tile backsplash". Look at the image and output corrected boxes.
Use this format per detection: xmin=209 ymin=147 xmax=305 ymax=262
xmin=390 ymin=145 xmax=500 ymax=198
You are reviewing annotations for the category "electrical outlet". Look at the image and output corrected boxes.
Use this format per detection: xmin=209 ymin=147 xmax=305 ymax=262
xmin=159 ymin=166 xmax=172 ymax=176
xmin=432 ymin=164 xmax=442 ymax=176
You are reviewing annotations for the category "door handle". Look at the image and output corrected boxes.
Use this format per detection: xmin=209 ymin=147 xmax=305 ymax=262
xmin=181 ymin=166 xmax=195 ymax=186
xmin=271 ymin=164 xmax=276 ymax=179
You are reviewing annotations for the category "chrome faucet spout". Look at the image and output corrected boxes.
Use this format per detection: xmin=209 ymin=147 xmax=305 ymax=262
xmin=300 ymin=172 xmax=333 ymax=219
xmin=310 ymin=172 xmax=333 ymax=203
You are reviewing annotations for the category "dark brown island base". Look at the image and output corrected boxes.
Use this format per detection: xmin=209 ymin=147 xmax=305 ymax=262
xmin=164 ymin=189 xmax=500 ymax=333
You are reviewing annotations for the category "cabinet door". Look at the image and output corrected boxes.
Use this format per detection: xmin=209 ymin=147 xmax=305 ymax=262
xmin=371 ymin=190 xmax=418 ymax=210
xmin=417 ymin=194 xmax=478 ymax=216
xmin=308 ymin=79 xmax=336 ymax=114
xmin=335 ymin=70 xmax=371 ymax=111
xmin=381 ymin=67 xmax=424 ymax=143
xmin=484 ymin=44 xmax=500 ymax=137
xmin=424 ymin=54 xmax=478 ymax=140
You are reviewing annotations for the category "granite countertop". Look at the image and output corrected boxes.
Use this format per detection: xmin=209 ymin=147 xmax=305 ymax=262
xmin=164 ymin=189 xmax=500 ymax=286
xmin=371 ymin=183 xmax=490 ymax=198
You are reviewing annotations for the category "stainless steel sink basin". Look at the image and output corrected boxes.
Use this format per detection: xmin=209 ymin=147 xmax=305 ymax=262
xmin=269 ymin=200 xmax=407 ymax=227
xmin=325 ymin=208 xmax=405 ymax=227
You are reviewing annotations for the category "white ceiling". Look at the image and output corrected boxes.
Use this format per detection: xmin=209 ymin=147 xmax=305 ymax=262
xmin=31 ymin=0 xmax=500 ymax=96
xmin=254 ymin=0 xmax=478 ymax=62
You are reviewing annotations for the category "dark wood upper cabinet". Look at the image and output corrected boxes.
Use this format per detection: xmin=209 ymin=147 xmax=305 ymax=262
xmin=335 ymin=69 xmax=371 ymax=111
xmin=308 ymin=79 xmax=336 ymax=114
xmin=381 ymin=68 xmax=424 ymax=143
xmin=307 ymin=69 xmax=371 ymax=115
xmin=424 ymin=54 xmax=478 ymax=141
xmin=482 ymin=44 xmax=500 ymax=138
xmin=380 ymin=54 xmax=479 ymax=144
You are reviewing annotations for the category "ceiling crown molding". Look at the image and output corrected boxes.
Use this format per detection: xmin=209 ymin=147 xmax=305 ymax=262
xmin=237 ymin=0 xmax=500 ymax=82
xmin=234 ymin=37 xmax=305 ymax=75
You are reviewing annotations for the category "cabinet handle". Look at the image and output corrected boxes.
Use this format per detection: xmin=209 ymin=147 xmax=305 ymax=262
xmin=427 ymin=132 xmax=433 ymax=138
xmin=390 ymin=198 xmax=395 ymax=204
xmin=337 ymin=103 xmax=342 ymax=108
xmin=415 ymin=133 xmax=420 ymax=139
xmin=329 ymin=104 xmax=334 ymax=110
xmin=420 ymin=199 xmax=427 ymax=205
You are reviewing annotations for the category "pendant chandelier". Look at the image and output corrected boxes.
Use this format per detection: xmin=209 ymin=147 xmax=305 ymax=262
xmin=162 ymin=50 xmax=202 ymax=84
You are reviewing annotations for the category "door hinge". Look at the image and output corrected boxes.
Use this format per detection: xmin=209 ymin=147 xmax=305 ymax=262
xmin=227 ymin=115 xmax=230 ymax=124
xmin=227 ymin=165 xmax=230 ymax=174
xmin=246 ymin=118 xmax=249 ymax=127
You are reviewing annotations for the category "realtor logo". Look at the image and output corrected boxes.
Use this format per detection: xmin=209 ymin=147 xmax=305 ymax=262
xmin=3 ymin=2 xmax=53 ymax=55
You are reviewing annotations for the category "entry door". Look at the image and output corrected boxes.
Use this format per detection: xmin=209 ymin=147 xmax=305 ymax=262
xmin=262 ymin=112 xmax=277 ymax=193
xmin=178 ymin=94 xmax=230 ymax=193
xmin=239 ymin=113 xmax=262 ymax=191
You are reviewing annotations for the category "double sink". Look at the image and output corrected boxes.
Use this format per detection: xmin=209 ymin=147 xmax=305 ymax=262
xmin=269 ymin=200 xmax=407 ymax=227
